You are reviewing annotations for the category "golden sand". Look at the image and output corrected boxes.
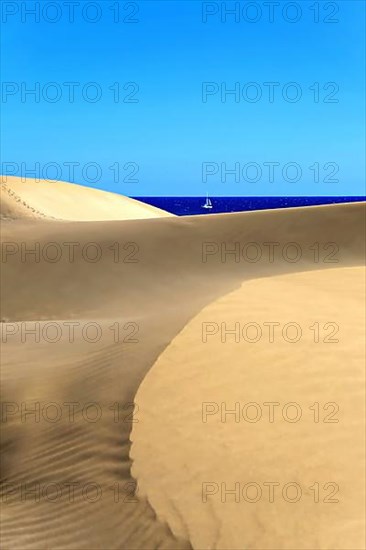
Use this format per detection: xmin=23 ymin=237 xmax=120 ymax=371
xmin=1 ymin=178 xmax=364 ymax=548
xmin=131 ymin=267 xmax=365 ymax=549
xmin=1 ymin=176 xmax=172 ymax=220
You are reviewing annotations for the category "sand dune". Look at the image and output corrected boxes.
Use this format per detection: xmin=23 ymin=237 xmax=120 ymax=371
xmin=0 ymin=176 xmax=172 ymax=221
xmin=131 ymin=266 xmax=365 ymax=549
xmin=1 ymin=180 xmax=365 ymax=549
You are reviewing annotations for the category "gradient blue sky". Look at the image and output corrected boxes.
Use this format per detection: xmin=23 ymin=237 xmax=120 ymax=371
xmin=1 ymin=0 xmax=365 ymax=196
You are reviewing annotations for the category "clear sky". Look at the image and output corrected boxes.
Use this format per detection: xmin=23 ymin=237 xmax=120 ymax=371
xmin=1 ymin=0 xmax=365 ymax=196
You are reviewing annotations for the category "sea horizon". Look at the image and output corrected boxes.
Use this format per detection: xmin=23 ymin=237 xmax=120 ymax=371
xmin=133 ymin=196 xmax=366 ymax=216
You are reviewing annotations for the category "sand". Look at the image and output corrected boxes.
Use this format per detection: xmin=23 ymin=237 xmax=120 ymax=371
xmin=130 ymin=267 xmax=365 ymax=549
xmin=0 ymin=178 xmax=365 ymax=549
xmin=1 ymin=176 xmax=172 ymax=221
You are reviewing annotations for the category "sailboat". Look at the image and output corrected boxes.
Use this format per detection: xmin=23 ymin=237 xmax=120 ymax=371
xmin=202 ymin=192 xmax=213 ymax=210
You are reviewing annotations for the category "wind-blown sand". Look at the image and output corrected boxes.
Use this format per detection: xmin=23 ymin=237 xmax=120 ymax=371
xmin=0 ymin=179 xmax=365 ymax=549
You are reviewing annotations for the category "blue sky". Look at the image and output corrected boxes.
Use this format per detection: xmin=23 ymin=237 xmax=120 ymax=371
xmin=1 ymin=0 xmax=365 ymax=196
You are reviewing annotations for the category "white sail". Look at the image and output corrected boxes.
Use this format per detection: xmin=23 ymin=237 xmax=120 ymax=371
xmin=202 ymin=193 xmax=213 ymax=209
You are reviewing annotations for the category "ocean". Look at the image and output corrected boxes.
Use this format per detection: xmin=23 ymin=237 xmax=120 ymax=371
xmin=133 ymin=196 xmax=366 ymax=216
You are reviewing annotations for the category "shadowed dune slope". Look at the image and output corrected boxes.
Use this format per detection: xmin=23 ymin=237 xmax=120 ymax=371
xmin=1 ymin=202 xmax=364 ymax=322
xmin=0 ymin=176 xmax=172 ymax=221
xmin=1 ymin=201 xmax=365 ymax=549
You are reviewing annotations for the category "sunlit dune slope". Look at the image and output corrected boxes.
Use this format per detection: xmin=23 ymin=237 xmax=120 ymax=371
xmin=0 ymin=176 xmax=172 ymax=221
xmin=131 ymin=266 xmax=365 ymax=550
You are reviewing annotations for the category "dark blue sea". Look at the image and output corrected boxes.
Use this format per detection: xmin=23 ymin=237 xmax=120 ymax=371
xmin=133 ymin=196 xmax=365 ymax=216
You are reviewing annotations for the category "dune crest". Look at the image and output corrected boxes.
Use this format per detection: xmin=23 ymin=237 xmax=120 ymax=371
xmin=0 ymin=176 xmax=172 ymax=221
